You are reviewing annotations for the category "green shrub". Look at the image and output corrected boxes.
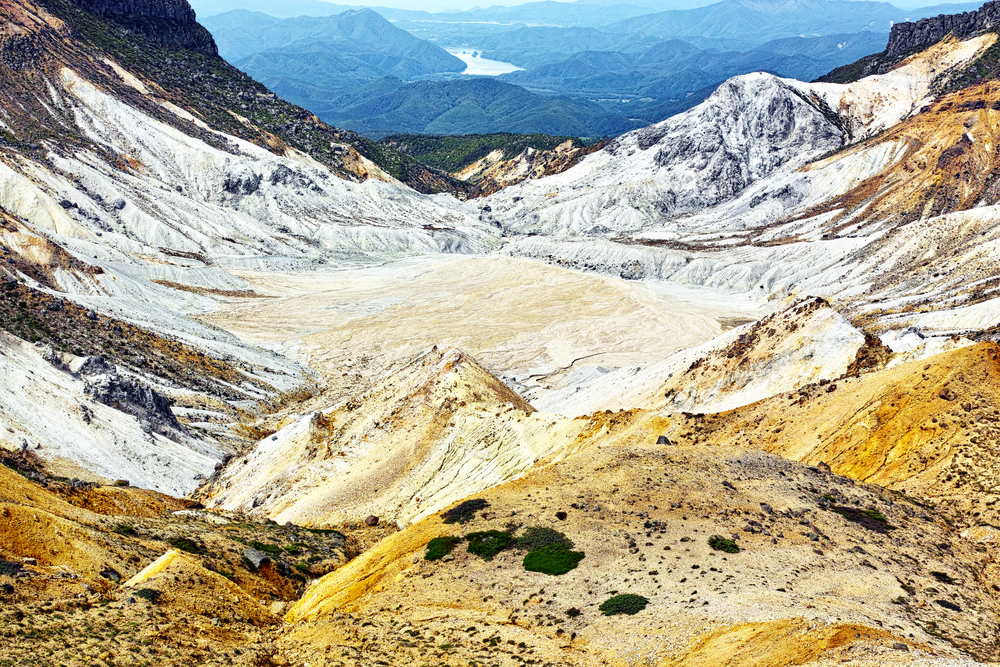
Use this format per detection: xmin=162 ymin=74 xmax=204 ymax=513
xmin=466 ymin=530 xmax=513 ymax=561
xmin=832 ymin=506 xmax=896 ymax=533
xmin=516 ymin=527 xmax=573 ymax=552
xmin=523 ymin=544 xmax=584 ymax=576
xmin=294 ymin=562 xmax=309 ymax=572
xmin=708 ymin=535 xmax=740 ymax=553
xmin=599 ymin=594 xmax=649 ymax=616
xmin=166 ymin=536 xmax=206 ymax=555
xmin=443 ymin=499 xmax=489 ymax=525
xmin=425 ymin=536 xmax=463 ymax=561
xmin=249 ymin=541 xmax=281 ymax=554
xmin=930 ymin=571 xmax=956 ymax=584
xmin=132 ymin=588 xmax=161 ymax=603
xmin=113 ymin=524 xmax=136 ymax=536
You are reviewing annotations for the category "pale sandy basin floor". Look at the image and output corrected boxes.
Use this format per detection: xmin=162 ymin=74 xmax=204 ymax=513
xmin=199 ymin=254 xmax=767 ymax=404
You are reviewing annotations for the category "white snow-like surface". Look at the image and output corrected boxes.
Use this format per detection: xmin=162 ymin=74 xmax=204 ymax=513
xmin=0 ymin=332 xmax=222 ymax=495
xmin=535 ymin=301 xmax=865 ymax=417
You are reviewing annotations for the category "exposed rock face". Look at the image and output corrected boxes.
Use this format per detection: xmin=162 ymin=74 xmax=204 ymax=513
xmin=535 ymin=298 xmax=868 ymax=417
xmin=83 ymin=370 xmax=184 ymax=433
xmin=484 ymin=73 xmax=843 ymax=236
xmin=58 ymin=0 xmax=218 ymax=55
xmin=885 ymin=0 xmax=1000 ymax=60
xmin=819 ymin=0 xmax=1000 ymax=82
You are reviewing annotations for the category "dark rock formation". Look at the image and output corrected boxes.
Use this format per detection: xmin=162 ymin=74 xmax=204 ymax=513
xmin=243 ymin=547 xmax=271 ymax=570
xmin=818 ymin=1 xmax=1000 ymax=83
xmin=62 ymin=0 xmax=218 ymax=55
xmin=83 ymin=368 xmax=183 ymax=432
xmin=885 ymin=1 xmax=1000 ymax=59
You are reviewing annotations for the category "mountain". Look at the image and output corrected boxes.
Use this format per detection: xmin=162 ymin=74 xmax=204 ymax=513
xmin=495 ymin=32 xmax=888 ymax=124
xmin=378 ymin=132 xmax=607 ymax=194
xmin=319 ymin=77 xmax=640 ymax=138
xmin=202 ymin=8 xmax=464 ymax=72
xmin=0 ymin=0 xmax=500 ymax=486
xmin=608 ymin=0 xmax=988 ymax=45
xmin=9 ymin=0 xmax=1000 ymax=664
xmin=286 ymin=346 xmax=1000 ymax=663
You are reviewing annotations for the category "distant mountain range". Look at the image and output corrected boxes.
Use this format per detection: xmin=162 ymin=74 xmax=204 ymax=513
xmin=609 ymin=0 xmax=986 ymax=44
xmin=197 ymin=0 xmax=992 ymax=138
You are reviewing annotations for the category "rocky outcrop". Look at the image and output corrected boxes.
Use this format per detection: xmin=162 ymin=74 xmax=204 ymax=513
xmin=82 ymin=365 xmax=184 ymax=433
xmin=885 ymin=1 xmax=1000 ymax=59
xmin=59 ymin=0 xmax=218 ymax=55
xmin=818 ymin=0 xmax=1000 ymax=82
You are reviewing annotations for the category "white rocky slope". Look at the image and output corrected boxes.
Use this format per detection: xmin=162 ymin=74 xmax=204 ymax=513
xmin=204 ymin=346 xmax=593 ymax=527
xmin=485 ymin=35 xmax=991 ymax=238
xmin=0 ymin=332 xmax=222 ymax=495
xmin=484 ymin=35 xmax=1000 ymax=340
xmin=0 ymin=47 xmax=500 ymax=491
xmin=535 ymin=297 xmax=867 ymax=417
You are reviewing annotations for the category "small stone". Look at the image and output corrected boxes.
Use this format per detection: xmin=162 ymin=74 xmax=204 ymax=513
xmin=365 ymin=515 xmax=379 ymax=526
xmin=892 ymin=642 xmax=909 ymax=651
xmin=243 ymin=547 xmax=271 ymax=570
xmin=655 ymin=435 xmax=671 ymax=445
xmin=555 ymin=511 xmax=567 ymax=520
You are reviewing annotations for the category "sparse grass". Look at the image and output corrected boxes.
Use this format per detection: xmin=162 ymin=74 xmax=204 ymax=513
xmin=599 ymin=594 xmax=649 ymax=616
xmin=249 ymin=541 xmax=281 ymax=554
xmin=132 ymin=589 xmax=161 ymax=603
xmin=166 ymin=536 xmax=206 ymax=555
xmin=832 ymin=506 xmax=896 ymax=533
xmin=930 ymin=571 xmax=956 ymax=584
xmin=516 ymin=527 xmax=573 ymax=551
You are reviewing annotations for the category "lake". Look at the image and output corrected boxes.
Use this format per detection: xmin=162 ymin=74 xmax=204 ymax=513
xmin=445 ymin=47 xmax=524 ymax=76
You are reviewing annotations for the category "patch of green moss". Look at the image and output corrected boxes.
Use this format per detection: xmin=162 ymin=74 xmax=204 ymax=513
xmin=708 ymin=535 xmax=740 ymax=553
xmin=598 ymin=594 xmax=649 ymax=616
xmin=466 ymin=530 xmax=513 ymax=561
xmin=425 ymin=536 xmax=463 ymax=561
xmin=522 ymin=544 xmax=585 ymax=576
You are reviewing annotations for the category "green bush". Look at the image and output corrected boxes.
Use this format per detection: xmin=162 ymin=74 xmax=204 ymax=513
xmin=466 ymin=530 xmax=513 ymax=561
xmin=599 ymin=594 xmax=649 ymax=616
xmin=522 ymin=544 xmax=584 ymax=576
xmin=443 ymin=499 xmax=489 ymax=525
xmin=930 ymin=571 xmax=956 ymax=584
xmin=249 ymin=541 xmax=281 ymax=554
xmin=113 ymin=524 xmax=136 ymax=536
xmin=133 ymin=588 xmax=162 ymax=603
xmin=166 ymin=536 xmax=206 ymax=555
xmin=426 ymin=536 xmax=463 ymax=561
xmin=831 ymin=506 xmax=896 ymax=533
xmin=516 ymin=527 xmax=573 ymax=551
xmin=708 ymin=535 xmax=740 ymax=553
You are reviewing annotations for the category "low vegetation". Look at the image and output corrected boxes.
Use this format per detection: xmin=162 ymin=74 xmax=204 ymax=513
xmin=425 ymin=536 xmax=463 ymax=561
xmin=379 ymin=133 xmax=586 ymax=174
xmin=708 ymin=535 xmax=740 ymax=553
xmin=443 ymin=499 xmax=490 ymax=525
xmin=832 ymin=506 xmax=896 ymax=533
xmin=522 ymin=543 xmax=585 ymax=575
xmin=599 ymin=594 xmax=650 ymax=616
xmin=466 ymin=530 xmax=514 ymax=561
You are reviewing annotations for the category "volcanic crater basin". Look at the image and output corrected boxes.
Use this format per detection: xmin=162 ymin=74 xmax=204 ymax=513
xmin=196 ymin=254 xmax=767 ymax=405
